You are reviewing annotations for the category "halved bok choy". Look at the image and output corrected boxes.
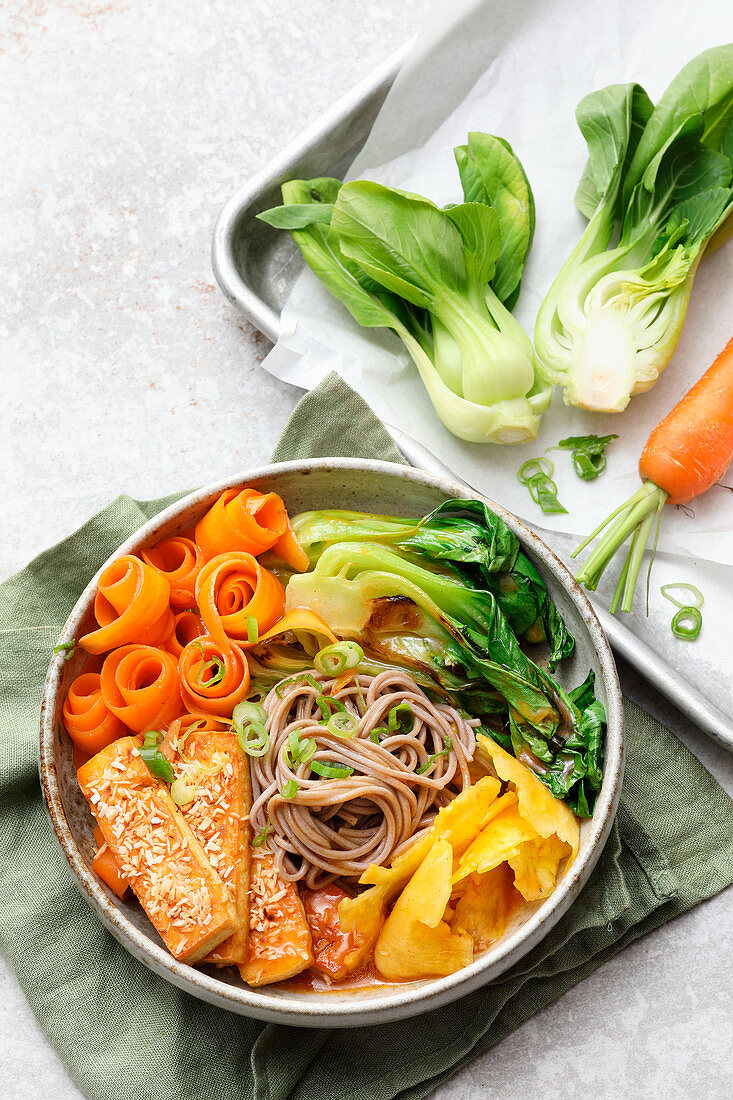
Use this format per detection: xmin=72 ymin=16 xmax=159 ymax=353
xmin=258 ymin=134 xmax=551 ymax=444
xmin=535 ymin=45 xmax=733 ymax=412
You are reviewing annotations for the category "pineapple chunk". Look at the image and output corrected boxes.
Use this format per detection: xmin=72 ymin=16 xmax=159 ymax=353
xmin=476 ymin=734 xmax=580 ymax=859
xmin=451 ymin=863 xmax=521 ymax=949
xmin=453 ymin=803 xmax=539 ymax=884
xmin=339 ymin=776 xmax=500 ymax=947
xmin=374 ymin=841 xmax=473 ymax=981
xmin=508 ymin=834 xmax=570 ymax=901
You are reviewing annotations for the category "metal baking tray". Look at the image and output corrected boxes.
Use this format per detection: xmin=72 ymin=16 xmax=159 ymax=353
xmin=211 ymin=46 xmax=733 ymax=754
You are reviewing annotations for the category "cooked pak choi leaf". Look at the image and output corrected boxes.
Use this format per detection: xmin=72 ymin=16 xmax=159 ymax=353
xmin=288 ymin=500 xmax=604 ymax=815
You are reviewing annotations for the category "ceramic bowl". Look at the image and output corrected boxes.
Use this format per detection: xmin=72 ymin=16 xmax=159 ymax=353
xmin=39 ymin=459 xmax=624 ymax=1027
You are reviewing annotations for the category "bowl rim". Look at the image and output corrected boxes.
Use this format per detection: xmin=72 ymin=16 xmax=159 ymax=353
xmin=39 ymin=457 xmax=624 ymax=1027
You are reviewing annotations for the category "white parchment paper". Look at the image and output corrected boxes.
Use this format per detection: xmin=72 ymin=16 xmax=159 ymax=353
xmin=263 ymin=0 xmax=733 ymax=709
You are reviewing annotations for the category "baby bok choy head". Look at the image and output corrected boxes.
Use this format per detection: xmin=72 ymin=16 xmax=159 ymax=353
xmin=258 ymin=134 xmax=551 ymax=444
xmin=534 ymin=45 xmax=733 ymax=413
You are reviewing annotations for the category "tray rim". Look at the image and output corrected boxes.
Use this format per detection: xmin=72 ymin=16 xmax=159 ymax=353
xmin=211 ymin=41 xmax=410 ymax=342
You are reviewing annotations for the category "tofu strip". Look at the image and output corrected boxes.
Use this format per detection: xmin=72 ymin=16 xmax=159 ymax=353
xmin=173 ymin=727 xmax=251 ymax=966
xmin=78 ymin=737 xmax=237 ymax=963
xmin=238 ymin=848 xmax=313 ymax=987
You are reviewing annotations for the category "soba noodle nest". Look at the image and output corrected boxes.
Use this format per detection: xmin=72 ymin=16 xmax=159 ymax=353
xmin=250 ymin=668 xmax=479 ymax=889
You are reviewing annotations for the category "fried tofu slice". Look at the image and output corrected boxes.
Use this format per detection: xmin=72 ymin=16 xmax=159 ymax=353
xmin=238 ymin=848 xmax=313 ymax=986
xmin=172 ymin=726 xmax=251 ymax=966
xmin=78 ymin=737 xmax=237 ymax=963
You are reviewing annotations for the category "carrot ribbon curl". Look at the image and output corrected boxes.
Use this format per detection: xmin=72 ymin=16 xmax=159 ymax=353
xmin=196 ymin=552 xmax=285 ymax=650
xmin=178 ymin=636 xmax=250 ymax=717
xmin=81 ymin=556 xmax=173 ymax=655
xmin=164 ymin=609 xmax=206 ymax=659
xmin=63 ymin=672 xmax=127 ymax=755
xmin=195 ymin=488 xmax=309 ymax=571
xmin=100 ymin=644 xmax=182 ymax=733
xmin=141 ymin=536 xmax=204 ymax=610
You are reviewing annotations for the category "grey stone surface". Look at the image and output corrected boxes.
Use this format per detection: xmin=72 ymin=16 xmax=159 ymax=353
xmin=1 ymin=1 xmax=731 ymax=1097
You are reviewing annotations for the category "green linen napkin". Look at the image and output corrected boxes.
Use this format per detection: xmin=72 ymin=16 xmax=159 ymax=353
xmin=1 ymin=373 xmax=732 ymax=1100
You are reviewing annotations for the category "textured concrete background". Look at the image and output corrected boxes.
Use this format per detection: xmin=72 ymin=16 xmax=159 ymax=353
xmin=1 ymin=1 xmax=731 ymax=1097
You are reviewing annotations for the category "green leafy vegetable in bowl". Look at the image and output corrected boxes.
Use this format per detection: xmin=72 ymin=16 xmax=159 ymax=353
xmin=534 ymin=44 xmax=733 ymax=413
xmin=258 ymin=134 xmax=551 ymax=444
xmin=287 ymin=499 xmax=604 ymax=817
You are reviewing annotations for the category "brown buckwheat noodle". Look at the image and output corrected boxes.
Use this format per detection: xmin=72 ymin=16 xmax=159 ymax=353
xmin=249 ymin=668 xmax=479 ymax=889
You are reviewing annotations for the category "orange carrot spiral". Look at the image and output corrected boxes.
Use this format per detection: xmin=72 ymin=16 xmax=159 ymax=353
xmin=163 ymin=609 xmax=206 ymax=659
xmin=178 ymin=636 xmax=250 ymax=717
xmin=195 ymin=552 xmax=285 ymax=650
xmin=195 ymin=487 xmax=309 ymax=570
xmin=80 ymin=556 xmax=173 ymax=655
xmin=140 ymin=536 xmax=204 ymax=610
xmin=100 ymin=644 xmax=182 ymax=733
xmin=63 ymin=672 xmax=127 ymax=755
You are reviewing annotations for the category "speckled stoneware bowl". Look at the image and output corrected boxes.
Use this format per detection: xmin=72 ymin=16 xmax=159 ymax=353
xmin=40 ymin=459 xmax=624 ymax=1027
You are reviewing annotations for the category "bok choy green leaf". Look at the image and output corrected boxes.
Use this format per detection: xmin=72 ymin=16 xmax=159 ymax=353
xmin=535 ymin=45 xmax=733 ymax=413
xmin=288 ymin=499 xmax=603 ymax=815
xmin=258 ymin=135 xmax=551 ymax=444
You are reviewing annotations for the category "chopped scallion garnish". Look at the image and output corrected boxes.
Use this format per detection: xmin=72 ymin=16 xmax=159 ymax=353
xmin=388 ymin=702 xmax=414 ymax=733
xmin=170 ymin=778 xmax=197 ymax=806
xmin=314 ymin=640 xmax=364 ymax=676
xmin=555 ymin=434 xmax=618 ymax=480
xmin=310 ymin=760 xmax=354 ymax=779
xmin=139 ymin=731 xmax=175 ymax=783
xmin=285 ymin=730 xmax=317 ymax=768
xmin=660 ymin=582 xmax=704 ymax=641
xmin=517 ymin=457 xmax=567 ymax=515
xmin=326 ymin=711 xmax=359 ymax=738
xmin=246 ymin=616 xmax=259 ymax=644
xmin=671 ymin=606 xmax=703 ymax=640
xmin=280 ymin=779 xmax=298 ymax=799
xmin=252 ymin=821 xmax=271 ymax=847
xmin=660 ymin=583 xmax=704 ymax=610
xmin=52 ymin=639 xmax=77 ymax=662
xmin=196 ymin=656 xmax=225 ymax=688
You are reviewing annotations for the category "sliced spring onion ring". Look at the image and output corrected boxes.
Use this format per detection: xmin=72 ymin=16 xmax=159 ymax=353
xmin=236 ymin=721 xmax=269 ymax=758
xmin=369 ymin=730 xmax=381 ymax=744
xmin=139 ymin=731 xmax=175 ymax=783
xmin=316 ymin=693 xmax=347 ymax=719
xmin=517 ymin=457 xmax=568 ymax=515
xmin=556 ymin=434 xmax=618 ymax=481
xmin=310 ymin=760 xmax=354 ymax=779
xmin=671 ymin=606 xmax=702 ymax=640
xmin=52 ymin=639 xmax=77 ymax=662
xmin=252 ymin=821 xmax=271 ymax=847
xmin=285 ymin=730 xmax=317 ymax=767
xmin=232 ymin=701 xmax=268 ymax=728
xmin=518 ymin=457 xmax=555 ymax=483
xmin=275 ymin=672 xmax=321 ymax=698
xmin=170 ymin=778 xmax=197 ymax=806
xmin=246 ymin=616 xmax=259 ymax=644
xmin=280 ymin=779 xmax=298 ymax=799
xmin=326 ymin=711 xmax=359 ymax=738
xmin=388 ymin=702 xmax=414 ymax=733
xmin=196 ymin=656 xmax=225 ymax=687
xmin=314 ymin=641 xmax=364 ymax=676
xmin=416 ymin=737 xmax=453 ymax=775
xmin=660 ymin=583 xmax=704 ymax=610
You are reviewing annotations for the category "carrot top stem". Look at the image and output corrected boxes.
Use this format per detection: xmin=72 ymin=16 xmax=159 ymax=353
xmin=572 ymin=481 xmax=668 ymax=610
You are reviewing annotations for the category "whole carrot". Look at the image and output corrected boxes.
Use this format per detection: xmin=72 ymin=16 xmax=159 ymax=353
xmin=573 ymin=337 xmax=733 ymax=611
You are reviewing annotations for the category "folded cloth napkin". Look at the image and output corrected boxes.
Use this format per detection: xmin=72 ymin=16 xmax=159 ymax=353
xmin=1 ymin=374 xmax=732 ymax=1100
